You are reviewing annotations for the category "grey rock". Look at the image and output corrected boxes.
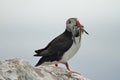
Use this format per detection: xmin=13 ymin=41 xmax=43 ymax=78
xmin=0 ymin=58 xmax=89 ymax=80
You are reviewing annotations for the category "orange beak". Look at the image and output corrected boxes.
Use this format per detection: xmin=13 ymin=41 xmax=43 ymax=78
xmin=77 ymin=20 xmax=89 ymax=35
xmin=77 ymin=20 xmax=83 ymax=29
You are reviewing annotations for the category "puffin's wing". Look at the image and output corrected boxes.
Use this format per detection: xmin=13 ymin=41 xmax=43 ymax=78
xmin=34 ymin=32 xmax=73 ymax=56
xmin=34 ymin=48 xmax=47 ymax=56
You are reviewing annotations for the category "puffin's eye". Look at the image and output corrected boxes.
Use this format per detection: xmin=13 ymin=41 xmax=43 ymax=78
xmin=68 ymin=20 xmax=71 ymax=24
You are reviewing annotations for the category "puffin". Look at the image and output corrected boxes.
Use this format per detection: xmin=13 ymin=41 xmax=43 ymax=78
xmin=34 ymin=18 xmax=88 ymax=72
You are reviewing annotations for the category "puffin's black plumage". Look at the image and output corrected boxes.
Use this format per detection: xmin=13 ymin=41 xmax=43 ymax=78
xmin=34 ymin=30 xmax=73 ymax=66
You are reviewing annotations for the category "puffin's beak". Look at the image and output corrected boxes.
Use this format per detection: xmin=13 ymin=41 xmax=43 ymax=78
xmin=77 ymin=20 xmax=89 ymax=35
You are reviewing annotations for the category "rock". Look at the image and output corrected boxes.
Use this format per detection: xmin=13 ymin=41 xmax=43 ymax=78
xmin=0 ymin=58 xmax=89 ymax=80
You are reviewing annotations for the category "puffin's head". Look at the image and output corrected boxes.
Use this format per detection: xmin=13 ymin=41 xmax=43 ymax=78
xmin=66 ymin=18 xmax=88 ymax=36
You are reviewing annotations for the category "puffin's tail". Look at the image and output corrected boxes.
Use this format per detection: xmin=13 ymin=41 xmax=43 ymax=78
xmin=35 ymin=58 xmax=44 ymax=67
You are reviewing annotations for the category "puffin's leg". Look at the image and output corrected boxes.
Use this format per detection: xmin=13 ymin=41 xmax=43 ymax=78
xmin=65 ymin=62 xmax=71 ymax=71
xmin=65 ymin=62 xmax=80 ymax=74
xmin=55 ymin=64 xmax=58 ymax=67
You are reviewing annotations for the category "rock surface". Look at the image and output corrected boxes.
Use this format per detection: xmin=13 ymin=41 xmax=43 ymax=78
xmin=0 ymin=58 xmax=89 ymax=80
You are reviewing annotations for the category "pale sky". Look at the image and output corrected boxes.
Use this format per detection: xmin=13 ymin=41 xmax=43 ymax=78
xmin=0 ymin=0 xmax=120 ymax=80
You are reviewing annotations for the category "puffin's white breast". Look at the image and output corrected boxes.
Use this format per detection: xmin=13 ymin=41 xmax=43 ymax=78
xmin=60 ymin=36 xmax=81 ymax=63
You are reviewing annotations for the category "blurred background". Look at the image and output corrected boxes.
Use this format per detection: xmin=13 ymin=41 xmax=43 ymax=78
xmin=0 ymin=0 xmax=120 ymax=80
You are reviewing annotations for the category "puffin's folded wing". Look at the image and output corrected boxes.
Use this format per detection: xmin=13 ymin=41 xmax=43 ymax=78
xmin=34 ymin=49 xmax=49 ymax=56
xmin=34 ymin=30 xmax=73 ymax=57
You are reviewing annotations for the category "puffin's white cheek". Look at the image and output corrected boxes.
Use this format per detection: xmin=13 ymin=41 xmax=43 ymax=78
xmin=67 ymin=25 xmax=72 ymax=30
